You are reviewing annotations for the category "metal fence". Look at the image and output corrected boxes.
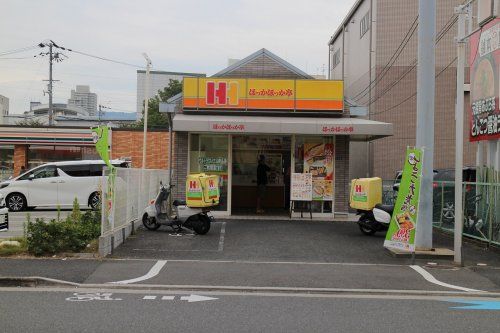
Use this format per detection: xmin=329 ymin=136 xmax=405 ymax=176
xmin=384 ymin=179 xmax=500 ymax=246
xmin=101 ymin=167 xmax=170 ymax=236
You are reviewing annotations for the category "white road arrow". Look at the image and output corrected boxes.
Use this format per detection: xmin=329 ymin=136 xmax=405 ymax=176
xmin=180 ymin=295 xmax=218 ymax=303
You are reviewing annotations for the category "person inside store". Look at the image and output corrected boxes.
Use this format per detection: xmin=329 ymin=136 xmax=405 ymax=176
xmin=256 ymin=154 xmax=271 ymax=214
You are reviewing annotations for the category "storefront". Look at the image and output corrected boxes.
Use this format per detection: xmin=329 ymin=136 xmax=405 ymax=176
xmin=171 ymin=49 xmax=393 ymax=217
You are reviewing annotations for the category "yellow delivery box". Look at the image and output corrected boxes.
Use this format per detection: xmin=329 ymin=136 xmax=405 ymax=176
xmin=186 ymin=173 xmax=220 ymax=207
xmin=349 ymin=177 xmax=382 ymax=210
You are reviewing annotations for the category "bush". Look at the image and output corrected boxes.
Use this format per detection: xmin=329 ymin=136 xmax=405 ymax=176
xmin=26 ymin=199 xmax=101 ymax=256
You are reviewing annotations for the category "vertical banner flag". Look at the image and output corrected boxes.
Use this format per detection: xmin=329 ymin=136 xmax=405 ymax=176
xmin=91 ymin=126 xmax=115 ymax=226
xmin=384 ymin=147 xmax=424 ymax=252
xmin=91 ymin=126 xmax=112 ymax=168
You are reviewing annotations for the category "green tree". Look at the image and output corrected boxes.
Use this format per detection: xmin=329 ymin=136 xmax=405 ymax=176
xmin=125 ymin=79 xmax=182 ymax=129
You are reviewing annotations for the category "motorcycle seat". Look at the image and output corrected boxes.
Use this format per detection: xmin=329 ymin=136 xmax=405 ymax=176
xmin=173 ymin=200 xmax=187 ymax=206
xmin=374 ymin=204 xmax=394 ymax=215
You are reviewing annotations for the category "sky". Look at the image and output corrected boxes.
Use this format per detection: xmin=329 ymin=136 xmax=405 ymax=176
xmin=0 ymin=0 xmax=355 ymax=115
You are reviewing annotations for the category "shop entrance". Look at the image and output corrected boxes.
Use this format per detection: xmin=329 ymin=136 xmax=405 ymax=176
xmin=231 ymin=135 xmax=291 ymax=215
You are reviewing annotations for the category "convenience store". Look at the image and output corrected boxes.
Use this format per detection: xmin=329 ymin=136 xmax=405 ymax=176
xmin=171 ymin=49 xmax=393 ymax=217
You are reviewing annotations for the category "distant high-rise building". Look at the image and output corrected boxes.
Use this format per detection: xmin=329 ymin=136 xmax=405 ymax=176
xmin=68 ymin=85 xmax=97 ymax=116
xmin=0 ymin=95 xmax=9 ymax=125
xmin=136 ymin=70 xmax=205 ymax=119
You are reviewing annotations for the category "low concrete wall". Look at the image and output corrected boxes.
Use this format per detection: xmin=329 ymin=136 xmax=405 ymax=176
xmin=98 ymin=219 xmax=139 ymax=257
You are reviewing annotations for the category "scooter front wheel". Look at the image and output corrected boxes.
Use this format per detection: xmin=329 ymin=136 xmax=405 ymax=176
xmin=142 ymin=213 xmax=161 ymax=231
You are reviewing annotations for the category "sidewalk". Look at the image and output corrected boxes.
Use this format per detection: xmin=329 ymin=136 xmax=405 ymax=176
xmin=0 ymin=218 xmax=499 ymax=293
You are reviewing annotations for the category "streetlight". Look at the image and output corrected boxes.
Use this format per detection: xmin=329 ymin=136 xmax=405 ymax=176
xmin=142 ymin=53 xmax=152 ymax=169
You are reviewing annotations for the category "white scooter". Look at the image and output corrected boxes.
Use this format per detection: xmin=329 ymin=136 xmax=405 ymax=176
xmin=142 ymin=182 xmax=213 ymax=234
xmin=356 ymin=204 xmax=393 ymax=235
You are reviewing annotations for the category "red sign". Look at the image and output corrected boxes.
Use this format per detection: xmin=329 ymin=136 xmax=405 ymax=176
xmin=321 ymin=126 xmax=354 ymax=133
xmin=211 ymin=124 xmax=245 ymax=131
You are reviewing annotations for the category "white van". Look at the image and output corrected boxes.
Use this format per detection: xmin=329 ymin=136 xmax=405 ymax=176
xmin=0 ymin=160 xmax=128 ymax=212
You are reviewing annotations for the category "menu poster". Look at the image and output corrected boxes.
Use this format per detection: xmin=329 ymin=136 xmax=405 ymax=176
xmin=291 ymin=173 xmax=312 ymax=201
xmin=312 ymin=179 xmax=333 ymax=201
xmin=304 ymin=143 xmax=334 ymax=200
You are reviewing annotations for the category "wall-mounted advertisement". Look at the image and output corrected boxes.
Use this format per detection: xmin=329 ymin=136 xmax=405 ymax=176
xmin=469 ymin=18 xmax=500 ymax=142
xmin=303 ymin=143 xmax=334 ymax=201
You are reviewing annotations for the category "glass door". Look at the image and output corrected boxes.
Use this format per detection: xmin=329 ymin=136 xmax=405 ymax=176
xmin=189 ymin=134 xmax=229 ymax=212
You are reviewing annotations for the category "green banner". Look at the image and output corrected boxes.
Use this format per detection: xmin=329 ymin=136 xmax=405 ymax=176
xmin=91 ymin=126 xmax=112 ymax=169
xmin=91 ymin=126 xmax=115 ymax=226
xmin=384 ymin=147 xmax=424 ymax=252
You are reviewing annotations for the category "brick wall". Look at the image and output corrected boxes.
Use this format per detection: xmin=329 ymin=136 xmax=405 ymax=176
xmin=111 ymin=130 xmax=169 ymax=169
xmin=334 ymin=136 xmax=350 ymax=213
xmin=13 ymin=145 xmax=27 ymax=176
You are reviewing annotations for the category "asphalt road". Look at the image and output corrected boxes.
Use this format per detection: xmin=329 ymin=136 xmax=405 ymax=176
xmin=0 ymin=288 xmax=499 ymax=333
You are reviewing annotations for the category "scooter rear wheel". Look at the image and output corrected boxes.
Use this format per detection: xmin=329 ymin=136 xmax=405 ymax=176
xmin=192 ymin=214 xmax=211 ymax=235
xmin=142 ymin=213 xmax=161 ymax=231
xmin=358 ymin=216 xmax=377 ymax=236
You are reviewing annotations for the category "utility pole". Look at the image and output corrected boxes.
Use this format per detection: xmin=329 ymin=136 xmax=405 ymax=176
xmin=48 ymin=43 xmax=54 ymax=126
xmin=40 ymin=40 xmax=66 ymax=126
xmin=415 ymin=0 xmax=436 ymax=250
xmin=453 ymin=4 xmax=469 ymax=265
xmin=141 ymin=53 xmax=152 ymax=169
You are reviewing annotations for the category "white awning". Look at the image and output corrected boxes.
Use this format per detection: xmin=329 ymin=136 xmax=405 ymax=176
xmin=173 ymin=114 xmax=393 ymax=141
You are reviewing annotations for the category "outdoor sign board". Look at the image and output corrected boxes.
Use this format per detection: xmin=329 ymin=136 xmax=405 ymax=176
xmin=469 ymin=18 xmax=500 ymax=142
xmin=290 ymin=173 xmax=312 ymax=201
xmin=384 ymin=147 xmax=423 ymax=252
xmin=183 ymin=77 xmax=343 ymax=112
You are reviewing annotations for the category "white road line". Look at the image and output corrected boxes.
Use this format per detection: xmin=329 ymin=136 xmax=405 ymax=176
xmin=143 ymin=295 xmax=157 ymax=300
xmin=109 ymin=260 xmax=167 ymax=284
xmin=161 ymin=296 xmax=175 ymax=300
xmin=218 ymin=222 xmax=226 ymax=252
xmin=410 ymin=265 xmax=485 ymax=293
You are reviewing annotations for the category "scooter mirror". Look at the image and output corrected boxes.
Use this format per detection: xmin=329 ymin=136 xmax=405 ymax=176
xmin=160 ymin=181 xmax=163 ymax=185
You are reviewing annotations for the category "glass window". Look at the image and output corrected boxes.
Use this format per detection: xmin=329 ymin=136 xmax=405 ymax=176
xmin=294 ymin=136 xmax=334 ymax=213
xmin=19 ymin=165 xmax=57 ymax=180
xmin=28 ymin=145 xmax=83 ymax=169
xmin=360 ymin=11 xmax=370 ymax=38
xmin=0 ymin=145 xmax=14 ymax=181
xmin=60 ymin=164 xmax=91 ymax=177
xmin=189 ymin=134 xmax=229 ymax=211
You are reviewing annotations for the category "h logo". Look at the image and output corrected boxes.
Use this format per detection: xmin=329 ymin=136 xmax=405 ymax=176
xmin=189 ymin=181 xmax=198 ymax=189
xmin=206 ymin=81 xmax=238 ymax=106
xmin=355 ymin=185 xmax=362 ymax=193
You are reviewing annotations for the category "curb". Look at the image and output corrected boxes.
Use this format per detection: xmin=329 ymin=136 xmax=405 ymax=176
xmin=1 ymin=277 xmax=499 ymax=298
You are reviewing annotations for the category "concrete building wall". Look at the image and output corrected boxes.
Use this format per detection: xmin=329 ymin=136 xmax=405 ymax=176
xmin=329 ymin=0 xmax=477 ymax=180
xmin=0 ymin=95 xmax=9 ymax=125
xmin=68 ymin=85 xmax=97 ymax=116
xmin=136 ymin=71 xmax=205 ymax=118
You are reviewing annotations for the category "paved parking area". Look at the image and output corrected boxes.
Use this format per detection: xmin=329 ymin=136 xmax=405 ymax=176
xmin=0 ymin=209 xmax=75 ymax=239
xmin=111 ymin=219 xmax=500 ymax=266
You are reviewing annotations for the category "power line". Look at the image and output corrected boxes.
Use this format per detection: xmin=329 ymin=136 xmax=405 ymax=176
xmin=0 ymin=44 xmax=42 ymax=57
xmin=354 ymin=13 xmax=458 ymax=105
xmin=363 ymin=14 xmax=458 ymax=106
xmin=51 ymin=44 xmax=144 ymax=69
xmin=352 ymin=15 xmax=419 ymax=102
xmin=370 ymin=56 xmax=458 ymax=116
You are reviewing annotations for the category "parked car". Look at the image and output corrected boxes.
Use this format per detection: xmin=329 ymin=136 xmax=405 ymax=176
xmin=0 ymin=160 xmax=128 ymax=212
xmin=392 ymin=167 xmax=476 ymax=222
